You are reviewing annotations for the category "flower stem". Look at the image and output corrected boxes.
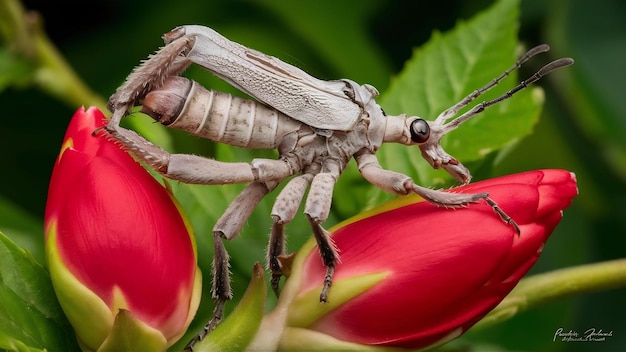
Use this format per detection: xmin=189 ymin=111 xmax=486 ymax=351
xmin=472 ymin=259 xmax=626 ymax=330
xmin=0 ymin=0 xmax=107 ymax=110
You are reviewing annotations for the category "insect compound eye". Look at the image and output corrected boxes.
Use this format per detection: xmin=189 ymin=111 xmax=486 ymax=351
xmin=409 ymin=118 xmax=430 ymax=143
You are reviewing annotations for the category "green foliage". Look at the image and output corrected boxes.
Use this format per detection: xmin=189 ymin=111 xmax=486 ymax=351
xmin=0 ymin=48 xmax=33 ymax=91
xmin=190 ymin=263 xmax=267 ymax=352
xmin=0 ymin=231 xmax=78 ymax=351
xmin=370 ymin=0 xmax=542 ymax=205
xmin=0 ymin=0 xmax=625 ymax=351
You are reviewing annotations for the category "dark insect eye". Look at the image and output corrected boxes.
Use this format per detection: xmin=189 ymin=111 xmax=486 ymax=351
xmin=409 ymin=118 xmax=430 ymax=143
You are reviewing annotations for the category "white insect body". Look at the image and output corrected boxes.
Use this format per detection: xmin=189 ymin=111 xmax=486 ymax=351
xmin=141 ymin=75 xmax=424 ymax=185
xmin=105 ymin=25 xmax=573 ymax=349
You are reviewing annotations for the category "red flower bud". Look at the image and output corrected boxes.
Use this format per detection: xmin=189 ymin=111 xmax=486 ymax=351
xmin=285 ymin=170 xmax=577 ymax=350
xmin=44 ymin=107 xmax=201 ymax=351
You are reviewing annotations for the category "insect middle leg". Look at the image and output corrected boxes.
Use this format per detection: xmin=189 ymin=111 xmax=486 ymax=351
xmin=266 ymin=169 xmax=340 ymax=302
xmin=269 ymin=174 xmax=315 ymax=294
xmin=304 ymin=171 xmax=341 ymax=302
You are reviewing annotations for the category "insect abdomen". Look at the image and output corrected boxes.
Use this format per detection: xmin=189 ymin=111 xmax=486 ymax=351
xmin=142 ymin=77 xmax=296 ymax=149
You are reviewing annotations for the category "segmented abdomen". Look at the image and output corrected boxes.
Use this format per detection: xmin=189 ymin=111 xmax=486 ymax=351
xmin=141 ymin=77 xmax=301 ymax=149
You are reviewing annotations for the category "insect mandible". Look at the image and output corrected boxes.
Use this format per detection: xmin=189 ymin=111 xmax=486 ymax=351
xmin=105 ymin=25 xmax=573 ymax=347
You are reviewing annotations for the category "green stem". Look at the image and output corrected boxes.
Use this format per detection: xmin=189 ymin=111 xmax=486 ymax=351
xmin=0 ymin=0 xmax=107 ymax=110
xmin=1 ymin=0 xmax=175 ymax=146
xmin=32 ymin=22 xmax=108 ymax=110
xmin=472 ymin=259 xmax=626 ymax=330
xmin=0 ymin=0 xmax=34 ymax=57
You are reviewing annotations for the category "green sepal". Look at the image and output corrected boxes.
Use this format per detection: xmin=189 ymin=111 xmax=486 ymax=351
xmin=0 ymin=230 xmax=78 ymax=351
xmin=97 ymin=309 xmax=167 ymax=352
xmin=45 ymin=224 xmax=114 ymax=350
xmin=193 ymin=262 xmax=267 ymax=352
xmin=286 ymin=271 xmax=388 ymax=328
xmin=277 ymin=327 xmax=411 ymax=352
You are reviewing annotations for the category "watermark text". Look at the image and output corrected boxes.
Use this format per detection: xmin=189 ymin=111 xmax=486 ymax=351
xmin=553 ymin=327 xmax=613 ymax=343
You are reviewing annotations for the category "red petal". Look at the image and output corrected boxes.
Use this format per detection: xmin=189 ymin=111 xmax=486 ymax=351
xmin=304 ymin=202 xmax=514 ymax=346
xmin=45 ymin=107 xmax=109 ymax=232
xmin=47 ymin=107 xmax=197 ymax=336
xmin=300 ymin=169 xmax=577 ymax=348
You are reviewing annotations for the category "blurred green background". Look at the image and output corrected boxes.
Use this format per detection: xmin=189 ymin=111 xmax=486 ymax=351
xmin=1 ymin=0 xmax=624 ymax=351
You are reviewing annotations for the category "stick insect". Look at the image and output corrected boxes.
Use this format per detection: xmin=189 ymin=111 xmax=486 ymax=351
xmin=105 ymin=25 xmax=573 ymax=348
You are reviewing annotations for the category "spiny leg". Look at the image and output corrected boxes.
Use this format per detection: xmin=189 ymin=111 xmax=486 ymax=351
xmin=182 ymin=233 xmax=230 ymax=352
xmin=484 ymin=196 xmax=520 ymax=234
xmin=210 ymin=231 xmax=230 ymax=324
xmin=105 ymin=126 xmax=293 ymax=185
xmin=269 ymin=174 xmax=314 ymax=295
xmin=355 ymin=152 xmax=520 ymax=233
xmin=107 ymin=35 xmax=193 ymax=128
xmin=268 ymin=222 xmax=285 ymax=295
xmin=304 ymin=172 xmax=341 ymax=302
xmin=307 ymin=219 xmax=339 ymax=303
xmin=185 ymin=181 xmax=278 ymax=351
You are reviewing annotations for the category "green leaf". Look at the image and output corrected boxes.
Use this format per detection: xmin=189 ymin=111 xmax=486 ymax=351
xmin=547 ymin=0 xmax=626 ymax=181
xmin=374 ymin=0 xmax=541 ymax=203
xmin=0 ymin=231 xmax=78 ymax=351
xmin=0 ymin=48 xmax=34 ymax=92
xmin=0 ymin=195 xmax=44 ymax=265
xmin=257 ymin=0 xmax=392 ymax=89
xmin=0 ymin=330 xmax=44 ymax=352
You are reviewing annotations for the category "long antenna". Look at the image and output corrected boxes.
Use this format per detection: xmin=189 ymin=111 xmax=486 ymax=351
xmin=446 ymin=56 xmax=574 ymax=130
xmin=433 ymin=45 xmax=574 ymax=131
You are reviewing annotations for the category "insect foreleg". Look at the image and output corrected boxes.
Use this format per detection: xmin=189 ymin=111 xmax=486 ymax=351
xmin=355 ymin=152 xmax=520 ymax=233
xmin=356 ymin=152 xmax=484 ymax=205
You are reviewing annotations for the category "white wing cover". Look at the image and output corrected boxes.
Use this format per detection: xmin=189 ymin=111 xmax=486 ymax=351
xmin=178 ymin=25 xmax=364 ymax=131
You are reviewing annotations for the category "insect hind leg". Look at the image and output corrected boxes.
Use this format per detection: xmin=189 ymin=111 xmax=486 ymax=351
xmin=107 ymin=35 xmax=193 ymax=128
xmin=182 ymin=231 xmax=232 ymax=351
xmin=185 ymin=181 xmax=278 ymax=351
xmin=106 ymin=125 xmax=295 ymax=186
